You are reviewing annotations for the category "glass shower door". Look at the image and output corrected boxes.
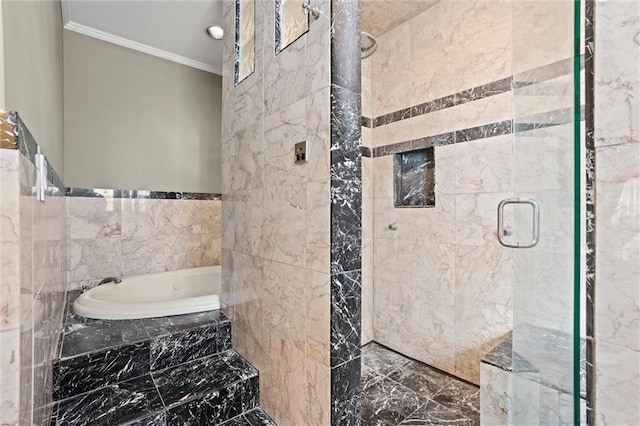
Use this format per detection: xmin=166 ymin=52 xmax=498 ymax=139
xmin=506 ymin=0 xmax=583 ymax=423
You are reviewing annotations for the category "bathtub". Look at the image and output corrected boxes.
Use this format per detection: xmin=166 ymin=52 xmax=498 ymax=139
xmin=73 ymin=266 xmax=222 ymax=320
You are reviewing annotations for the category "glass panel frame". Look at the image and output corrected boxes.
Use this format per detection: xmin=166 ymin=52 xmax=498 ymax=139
xmin=234 ymin=0 xmax=256 ymax=86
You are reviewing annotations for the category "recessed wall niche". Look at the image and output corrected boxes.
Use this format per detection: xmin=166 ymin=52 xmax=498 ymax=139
xmin=394 ymin=147 xmax=435 ymax=208
xmin=234 ymin=0 xmax=255 ymax=85
xmin=275 ymin=0 xmax=309 ymax=54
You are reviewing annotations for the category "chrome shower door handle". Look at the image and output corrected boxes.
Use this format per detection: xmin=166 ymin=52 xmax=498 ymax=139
xmin=497 ymin=198 xmax=540 ymax=248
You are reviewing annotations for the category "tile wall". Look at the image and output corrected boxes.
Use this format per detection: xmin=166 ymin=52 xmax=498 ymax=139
xmin=0 ymin=111 xmax=66 ymax=425
xmin=593 ymin=0 xmax=640 ymax=424
xmin=220 ymin=0 xmax=333 ymax=423
xmin=361 ymin=0 xmax=577 ymax=385
xmin=66 ymin=190 xmax=222 ymax=290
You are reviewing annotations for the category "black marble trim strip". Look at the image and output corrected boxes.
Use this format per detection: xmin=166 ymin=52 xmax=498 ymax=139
xmin=362 ymin=56 xmax=586 ymax=130
xmin=370 ymin=105 xmax=587 ymax=158
xmin=361 ymin=146 xmax=372 ymax=158
xmin=1 ymin=111 xmax=65 ymax=192
xmin=584 ymin=1 xmax=595 ymax=424
xmin=65 ymin=187 xmax=222 ymax=200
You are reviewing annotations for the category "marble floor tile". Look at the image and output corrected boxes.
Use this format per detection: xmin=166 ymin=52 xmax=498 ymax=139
xmin=362 ymin=365 xmax=385 ymax=390
xmin=361 ymin=378 xmax=429 ymax=425
xmin=386 ymin=360 xmax=453 ymax=399
xmin=361 ymin=344 xmax=481 ymax=426
xmin=399 ymin=401 xmax=477 ymax=426
xmin=362 ymin=342 xmax=411 ymax=376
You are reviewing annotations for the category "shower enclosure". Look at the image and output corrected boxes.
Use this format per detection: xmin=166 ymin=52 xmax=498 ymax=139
xmin=360 ymin=0 xmax=585 ymax=422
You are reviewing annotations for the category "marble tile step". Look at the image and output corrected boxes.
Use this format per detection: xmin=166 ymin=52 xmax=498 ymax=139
xmin=54 ymin=292 xmax=232 ymax=401
xmin=52 ymin=350 xmax=261 ymax=426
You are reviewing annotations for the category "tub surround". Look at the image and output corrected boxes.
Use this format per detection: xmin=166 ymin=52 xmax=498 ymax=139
xmin=67 ymin=186 xmax=222 ymax=290
xmin=52 ymin=292 xmax=273 ymax=425
xmin=0 ymin=111 xmax=67 ymax=425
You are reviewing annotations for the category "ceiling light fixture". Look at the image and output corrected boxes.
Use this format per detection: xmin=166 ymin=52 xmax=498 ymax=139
xmin=206 ymin=26 xmax=224 ymax=40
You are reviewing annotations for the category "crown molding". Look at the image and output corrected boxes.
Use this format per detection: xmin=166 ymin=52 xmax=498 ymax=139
xmin=63 ymin=20 xmax=222 ymax=75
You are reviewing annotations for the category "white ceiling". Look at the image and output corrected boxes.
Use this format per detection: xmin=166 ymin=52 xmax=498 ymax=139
xmin=62 ymin=0 xmax=225 ymax=75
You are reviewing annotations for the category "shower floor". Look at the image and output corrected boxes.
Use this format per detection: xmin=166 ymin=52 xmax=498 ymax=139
xmin=361 ymin=343 xmax=480 ymax=425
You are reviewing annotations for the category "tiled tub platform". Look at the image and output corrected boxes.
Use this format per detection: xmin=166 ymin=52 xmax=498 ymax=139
xmin=51 ymin=292 xmax=274 ymax=425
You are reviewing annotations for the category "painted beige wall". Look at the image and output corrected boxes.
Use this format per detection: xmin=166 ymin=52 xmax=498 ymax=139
xmin=63 ymin=30 xmax=222 ymax=193
xmin=2 ymin=0 xmax=64 ymax=174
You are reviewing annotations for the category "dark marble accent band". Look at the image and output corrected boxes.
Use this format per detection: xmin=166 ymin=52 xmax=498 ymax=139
xmin=361 ymin=56 xmax=583 ymax=131
xmin=361 ymin=116 xmax=373 ymax=129
xmin=369 ymin=104 xmax=588 ymax=158
xmin=65 ymin=187 xmax=222 ymax=200
xmin=584 ymin=1 xmax=595 ymax=424
xmin=330 ymin=0 xmax=362 ymax=424
xmin=360 ymin=146 xmax=372 ymax=158
xmin=0 ymin=111 xmax=65 ymax=192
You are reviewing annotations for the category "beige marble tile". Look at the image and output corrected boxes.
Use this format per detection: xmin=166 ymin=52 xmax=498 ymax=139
xmin=512 ymin=124 xmax=574 ymax=193
xmin=595 ymin=143 xmax=640 ymax=350
xmin=306 ymin=0 xmax=331 ymax=94
xmin=69 ymin=237 xmax=121 ymax=287
xmin=455 ymin=135 xmax=514 ymax=194
xmin=412 ymin=241 xmax=456 ymax=296
xmin=595 ymin=342 xmax=640 ymax=426
xmin=120 ymin=198 xmax=167 ymax=239
xmin=434 ymin=145 xmax=456 ymax=195
xmin=0 ymin=328 xmax=20 ymax=425
xmin=305 ymin=358 xmax=330 ymax=426
xmin=372 ymin=156 xmax=393 ymax=198
xmin=0 ymin=149 xmax=19 ymax=244
xmin=361 ymin=56 xmax=373 ymax=119
xmin=0 ymin=241 xmax=20 ymax=330
xmin=68 ymin=197 xmax=121 ymax=240
xmin=513 ymin=250 xmax=574 ymax=333
xmin=455 ymin=192 xmax=512 ymax=247
xmin=306 ymin=270 xmax=330 ymax=366
xmin=372 ymin=119 xmax=412 ymax=147
xmin=262 ymin=260 xmax=307 ymax=351
xmin=512 ymin=0 xmax=574 ymax=75
xmin=410 ymin=194 xmax=457 ymax=245
xmin=449 ymin=0 xmax=513 ymax=92
xmin=480 ymin=362 xmax=511 ymax=425
xmin=305 ymin=181 xmax=330 ymax=273
xmin=233 ymin=189 xmax=264 ymax=257
xmin=454 ymin=91 xmax=512 ymax=132
xmin=372 ymin=23 xmax=411 ymax=117
xmin=372 ymin=197 xmax=416 ymax=242
xmin=454 ymin=297 xmax=512 ymax=357
xmin=373 ymin=237 xmax=414 ymax=286
xmin=456 ymin=244 xmax=513 ymax=307
xmin=361 ymin=0 xmax=438 ymax=38
xmin=594 ymin=0 xmax=640 ymax=146
xmin=410 ymin=108 xmax=454 ymax=141
xmin=361 ymin=237 xmax=374 ymax=345
xmin=261 ymin=184 xmax=306 ymax=266
xmin=264 ymin=99 xmax=307 ymax=188
xmin=307 ymin=88 xmax=331 ymax=183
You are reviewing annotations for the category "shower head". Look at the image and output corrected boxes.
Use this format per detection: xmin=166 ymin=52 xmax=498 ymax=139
xmin=361 ymin=32 xmax=377 ymax=59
